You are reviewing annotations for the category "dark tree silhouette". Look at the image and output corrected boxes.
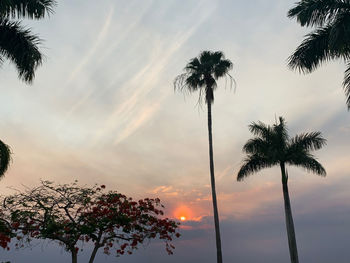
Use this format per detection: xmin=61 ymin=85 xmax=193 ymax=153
xmin=0 ymin=0 xmax=56 ymax=179
xmin=0 ymin=0 xmax=56 ymax=83
xmin=288 ymin=0 xmax=350 ymax=109
xmin=0 ymin=181 xmax=180 ymax=263
xmin=174 ymin=50 xmax=233 ymax=263
xmin=237 ymin=117 xmax=326 ymax=263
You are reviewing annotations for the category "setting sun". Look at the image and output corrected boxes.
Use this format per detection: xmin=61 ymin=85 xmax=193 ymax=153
xmin=174 ymin=205 xmax=192 ymax=221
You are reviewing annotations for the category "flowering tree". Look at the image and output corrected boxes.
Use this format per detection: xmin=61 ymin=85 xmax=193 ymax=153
xmin=0 ymin=181 xmax=180 ymax=263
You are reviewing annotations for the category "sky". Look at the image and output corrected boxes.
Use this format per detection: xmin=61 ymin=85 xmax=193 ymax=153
xmin=1 ymin=0 xmax=350 ymax=262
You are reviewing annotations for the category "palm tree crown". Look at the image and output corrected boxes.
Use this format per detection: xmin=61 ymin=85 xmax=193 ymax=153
xmin=238 ymin=117 xmax=326 ymax=181
xmin=288 ymin=0 xmax=350 ymax=109
xmin=174 ymin=50 xmax=233 ymax=104
xmin=0 ymin=0 xmax=56 ymax=83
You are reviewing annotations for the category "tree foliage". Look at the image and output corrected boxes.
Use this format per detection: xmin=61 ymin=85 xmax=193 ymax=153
xmin=0 ymin=181 xmax=180 ymax=263
xmin=0 ymin=0 xmax=56 ymax=83
xmin=174 ymin=50 xmax=234 ymax=105
xmin=288 ymin=0 xmax=350 ymax=108
xmin=238 ymin=116 xmax=326 ymax=181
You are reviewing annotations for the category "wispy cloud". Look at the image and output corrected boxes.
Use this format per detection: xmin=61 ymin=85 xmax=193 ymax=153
xmin=65 ymin=7 xmax=115 ymax=86
xmin=62 ymin=1 xmax=156 ymax=118
xmin=91 ymin=7 xmax=214 ymax=145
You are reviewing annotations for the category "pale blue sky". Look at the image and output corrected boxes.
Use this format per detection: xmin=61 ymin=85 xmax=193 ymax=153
xmin=1 ymin=0 xmax=350 ymax=262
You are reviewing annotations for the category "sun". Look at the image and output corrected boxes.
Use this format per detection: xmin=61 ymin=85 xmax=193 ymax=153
xmin=174 ymin=205 xmax=192 ymax=221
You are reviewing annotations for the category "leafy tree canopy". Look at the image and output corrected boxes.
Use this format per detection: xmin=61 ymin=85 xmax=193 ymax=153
xmin=0 ymin=181 xmax=180 ymax=263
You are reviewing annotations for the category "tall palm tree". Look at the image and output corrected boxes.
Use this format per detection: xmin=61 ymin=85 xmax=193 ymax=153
xmin=0 ymin=0 xmax=56 ymax=83
xmin=174 ymin=50 xmax=233 ymax=263
xmin=288 ymin=0 xmax=350 ymax=109
xmin=237 ymin=117 xmax=326 ymax=263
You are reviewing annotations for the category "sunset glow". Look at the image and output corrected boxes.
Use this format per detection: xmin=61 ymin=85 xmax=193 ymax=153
xmin=1 ymin=0 xmax=350 ymax=262
xmin=174 ymin=205 xmax=192 ymax=221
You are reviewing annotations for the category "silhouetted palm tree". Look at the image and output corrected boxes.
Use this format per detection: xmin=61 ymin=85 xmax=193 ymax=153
xmin=0 ymin=1 xmax=55 ymax=178
xmin=0 ymin=0 xmax=56 ymax=83
xmin=174 ymin=50 xmax=233 ymax=263
xmin=237 ymin=117 xmax=326 ymax=263
xmin=288 ymin=0 xmax=350 ymax=109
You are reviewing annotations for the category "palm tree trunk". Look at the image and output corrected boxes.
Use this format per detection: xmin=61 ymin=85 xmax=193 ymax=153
xmin=207 ymin=102 xmax=223 ymax=263
xmin=280 ymin=163 xmax=299 ymax=263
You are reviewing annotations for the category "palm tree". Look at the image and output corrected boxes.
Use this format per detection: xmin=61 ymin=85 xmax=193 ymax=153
xmin=0 ymin=1 xmax=55 ymax=177
xmin=237 ymin=117 xmax=326 ymax=263
xmin=0 ymin=0 xmax=56 ymax=83
xmin=174 ymin=50 xmax=233 ymax=263
xmin=288 ymin=0 xmax=350 ymax=109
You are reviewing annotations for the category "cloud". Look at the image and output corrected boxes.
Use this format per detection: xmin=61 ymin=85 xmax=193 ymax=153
xmin=2 ymin=0 xmax=350 ymax=262
xmin=90 ymin=7 xmax=214 ymax=145
xmin=66 ymin=7 xmax=115 ymax=86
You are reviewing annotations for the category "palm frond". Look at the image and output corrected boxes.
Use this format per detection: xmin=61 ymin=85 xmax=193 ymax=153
xmin=173 ymin=72 xmax=206 ymax=105
xmin=199 ymin=50 xmax=213 ymax=65
xmin=214 ymin=59 xmax=233 ymax=79
xmin=343 ymin=61 xmax=350 ymax=108
xmin=211 ymin=51 xmax=224 ymax=63
xmin=327 ymin=12 xmax=350 ymax=54
xmin=287 ymin=153 xmax=326 ymax=176
xmin=288 ymin=132 xmax=327 ymax=153
xmin=243 ymin=138 xmax=269 ymax=155
xmin=0 ymin=17 xmax=42 ymax=83
xmin=237 ymin=155 xmax=275 ymax=181
xmin=288 ymin=25 xmax=335 ymax=73
xmin=0 ymin=139 xmax=11 ymax=178
xmin=173 ymin=73 xmax=186 ymax=90
xmin=288 ymin=0 xmax=350 ymax=27
xmin=186 ymin=73 xmax=203 ymax=90
xmin=0 ymin=0 xmax=56 ymax=19
xmin=185 ymin=57 xmax=201 ymax=72
xmin=248 ymin=121 xmax=272 ymax=139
